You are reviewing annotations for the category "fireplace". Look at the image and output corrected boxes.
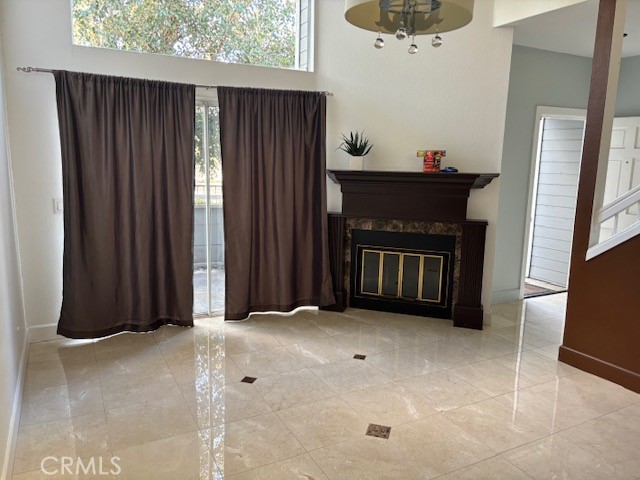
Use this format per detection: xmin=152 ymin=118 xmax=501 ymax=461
xmin=323 ymin=170 xmax=499 ymax=330
xmin=350 ymin=229 xmax=456 ymax=319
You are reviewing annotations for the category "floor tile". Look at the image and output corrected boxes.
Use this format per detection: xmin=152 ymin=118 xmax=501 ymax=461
xmin=389 ymin=415 xmax=496 ymax=478
xmin=94 ymin=332 xmax=157 ymax=355
xmin=27 ymin=340 xmax=95 ymax=364
xmin=221 ymin=412 xmax=306 ymax=476
xmin=183 ymin=381 xmax=272 ymax=428
xmin=310 ymin=435 xmax=427 ymax=480
xmin=284 ymin=336 xmax=356 ymax=367
xmin=502 ymin=434 xmax=627 ymax=480
xmin=309 ymin=358 xmax=392 ymax=394
xmin=95 ymin=345 xmax=168 ymax=379
xmin=13 ymin=413 xmax=111 ymax=474
xmin=167 ymin=355 xmax=245 ymax=387
xmin=259 ymin=319 xmax=330 ymax=345
xmin=333 ymin=327 xmax=398 ymax=355
xmin=24 ymin=358 xmax=98 ymax=391
xmin=99 ymin=370 xmax=181 ymax=410
xmin=253 ymin=368 xmax=336 ymax=411
xmin=114 ymin=431 xmax=216 ymax=480
xmin=230 ymin=346 xmax=306 ymax=378
xmin=227 ymin=453 xmax=329 ymax=480
xmin=305 ymin=311 xmax=369 ymax=336
xmin=436 ymin=456 xmax=533 ymax=479
xmin=397 ymin=371 xmax=490 ymax=412
xmin=492 ymin=349 xmax=581 ymax=384
xmin=20 ymin=378 xmax=103 ymax=426
xmin=495 ymin=373 xmax=639 ymax=432
xmin=363 ymin=346 xmax=445 ymax=381
xmin=339 ymin=383 xmax=437 ymax=426
xmin=447 ymin=360 xmax=538 ymax=396
xmin=105 ymin=394 xmax=196 ymax=450
xmin=277 ymin=397 xmax=369 ymax=450
xmin=556 ymin=408 xmax=640 ymax=478
xmin=443 ymin=398 xmax=552 ymax=453
xmin=223 ymin=328 xmax=281 ymax=355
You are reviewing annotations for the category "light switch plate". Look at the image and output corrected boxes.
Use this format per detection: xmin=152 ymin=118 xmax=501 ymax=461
xmin=53 ymin=198 xmax=63 ymax=214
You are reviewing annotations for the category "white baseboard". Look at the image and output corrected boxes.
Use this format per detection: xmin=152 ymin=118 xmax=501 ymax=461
xmin=28 ymin=323 xmax=62 ymax=343
xmin=492 ymin=288 xmax=522 ymax=305
xmin=1 ymin=328 xmax=29 ymax=479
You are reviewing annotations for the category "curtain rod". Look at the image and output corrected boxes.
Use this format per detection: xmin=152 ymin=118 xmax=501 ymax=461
xmin=16 ymin=66 xmax=334 ymax=96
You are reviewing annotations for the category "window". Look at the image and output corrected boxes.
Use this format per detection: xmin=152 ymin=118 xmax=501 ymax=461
xmin=72 ymin=0 xmax=313 ymax=71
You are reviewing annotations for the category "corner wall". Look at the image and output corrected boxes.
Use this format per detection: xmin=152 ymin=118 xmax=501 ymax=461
xmin=0 ymin=27 xmax=29 ymax=479
xmin=1 ymin=0 xmax=513 ymax=339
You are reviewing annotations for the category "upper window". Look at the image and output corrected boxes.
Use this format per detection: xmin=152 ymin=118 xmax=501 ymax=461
xmin=72 ymin=0 xmax=313 ymax=71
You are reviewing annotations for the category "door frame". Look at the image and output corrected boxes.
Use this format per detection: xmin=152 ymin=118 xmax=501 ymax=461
xmin=520 ymin=106 xmax=587 ymax=298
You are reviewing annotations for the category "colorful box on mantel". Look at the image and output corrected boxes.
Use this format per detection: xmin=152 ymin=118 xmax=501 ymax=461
xmin=418 ymin=150 xmax=446 ymax=173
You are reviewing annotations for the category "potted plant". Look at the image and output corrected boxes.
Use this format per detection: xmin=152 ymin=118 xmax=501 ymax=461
xmin=339 ymin=131 xmax=373 ymax=170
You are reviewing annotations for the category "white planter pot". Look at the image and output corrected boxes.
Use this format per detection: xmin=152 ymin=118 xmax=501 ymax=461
xmin=348 ymin=155 xmax=366 ymax=170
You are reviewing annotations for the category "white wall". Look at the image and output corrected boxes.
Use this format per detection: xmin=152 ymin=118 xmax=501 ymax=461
xmin=494 ymin=0 xmax=589 ymax=27
xmin=617 ymin=55 xmax=640 ymax=117
xmin=0 ymin=27 xmax=29 ymax=479
xmin=2 ymin=0 xmax=513 ymax=339
xmin=492 ymin=46 xmax=592 ymax=303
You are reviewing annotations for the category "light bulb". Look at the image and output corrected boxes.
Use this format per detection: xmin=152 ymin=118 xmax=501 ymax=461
xmin=396 ymin=27 xmax=407 ymax=40
xmin=432 ymin=34 xmax=443 ymax=48
xmin=408 ymin=42 xmax=418 ymax=54
xmin=374 ymin=35 xmax=385 ymax=49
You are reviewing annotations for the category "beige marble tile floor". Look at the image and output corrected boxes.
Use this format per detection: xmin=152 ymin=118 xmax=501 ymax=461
xmin=11 ymin=293 xmax=640 ymax=479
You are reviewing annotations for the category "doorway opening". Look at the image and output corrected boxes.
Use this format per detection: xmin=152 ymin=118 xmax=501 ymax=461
xmin=523 ymin=107 xmax=586 ymax=299
xmin=193 ymin=98 xmax=225 ymax=315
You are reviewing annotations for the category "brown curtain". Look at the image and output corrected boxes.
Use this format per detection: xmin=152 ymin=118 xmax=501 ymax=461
xmin=218 ymin=87 xmax=334 ymax=320
xmin=54 ymin=71 xmax=196 ymax=339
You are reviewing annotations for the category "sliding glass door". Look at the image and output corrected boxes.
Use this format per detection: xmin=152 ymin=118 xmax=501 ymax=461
xmin=194 ymin=100 xmax=224 ymax=316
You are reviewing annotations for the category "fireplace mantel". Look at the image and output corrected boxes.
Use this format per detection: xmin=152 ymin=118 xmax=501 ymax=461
xmin=327 ymin=170 xmax=499 ymax=222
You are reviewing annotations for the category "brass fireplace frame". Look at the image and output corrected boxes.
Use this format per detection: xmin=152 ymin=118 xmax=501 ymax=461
xmin=356 ymin=245 xmax=449 ymax=306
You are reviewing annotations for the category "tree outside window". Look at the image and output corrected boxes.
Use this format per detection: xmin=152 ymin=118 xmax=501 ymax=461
xmin=72 ymin=0 xmax=301 ymax=70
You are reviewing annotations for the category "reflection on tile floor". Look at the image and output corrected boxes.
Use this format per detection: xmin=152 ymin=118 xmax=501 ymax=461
xmin=12 ymin=293 xmax=640 ymax=479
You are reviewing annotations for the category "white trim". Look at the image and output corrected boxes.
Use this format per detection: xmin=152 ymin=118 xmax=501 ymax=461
xmin=586 ymin=221 xmax=640 ymax=260
xmin=28 ymin=323 xmax=63 ymax=343
xmin=1 ymin=328 xmax=29 ymax=479
xmin=307 ymin=0 xmax=316 ymax=72
xmin=519 ymin=106 xmax=587 ymax=299
xmin=596 ymin=184 xmax=640 ymax=224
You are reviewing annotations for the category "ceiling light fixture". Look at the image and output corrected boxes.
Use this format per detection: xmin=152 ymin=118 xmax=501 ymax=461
xmin=345 ymin=0 xmax=474 ymax=53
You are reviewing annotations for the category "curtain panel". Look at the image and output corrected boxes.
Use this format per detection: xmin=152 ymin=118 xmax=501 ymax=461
xmin=218 ymin=87 xmax=335 ymax=320
xmin=54 ymin=71 xmax=195 ymax=338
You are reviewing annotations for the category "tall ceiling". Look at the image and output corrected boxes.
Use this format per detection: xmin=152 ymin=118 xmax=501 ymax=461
xmin=512 ymin=0 xmax=640 ymax=58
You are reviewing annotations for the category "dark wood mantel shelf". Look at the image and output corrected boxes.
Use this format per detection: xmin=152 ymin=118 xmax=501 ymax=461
xmin=327 ymin=170 xmax=499 ymax=222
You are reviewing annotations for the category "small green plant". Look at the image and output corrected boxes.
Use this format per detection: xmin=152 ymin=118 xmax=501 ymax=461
xmin=338 ymin=131 xmax=373 ymax=157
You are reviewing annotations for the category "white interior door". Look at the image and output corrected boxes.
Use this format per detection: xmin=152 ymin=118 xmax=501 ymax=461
xmin=600 ymin=117 xmax=640 ymax=240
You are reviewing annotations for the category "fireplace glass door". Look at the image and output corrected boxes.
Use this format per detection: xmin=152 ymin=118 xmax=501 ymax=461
xmin=359 ymin=249 xmax=446 ymax=304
